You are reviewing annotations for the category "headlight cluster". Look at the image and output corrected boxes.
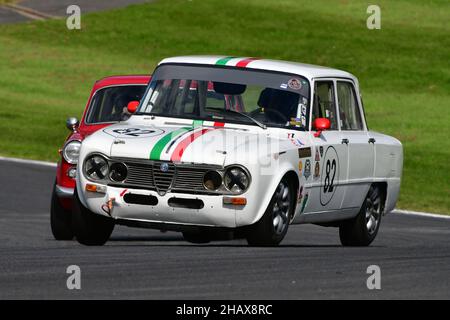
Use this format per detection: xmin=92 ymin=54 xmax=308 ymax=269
xmin=63 ymin=140 xmax=81 ymax=164
xmin=84 ymin=155 xmax=109 ymax=180
xmin=203 ymin=166 xmax=251 ymax=194
xmin=84 ymin=154 xmax=129 ymax=183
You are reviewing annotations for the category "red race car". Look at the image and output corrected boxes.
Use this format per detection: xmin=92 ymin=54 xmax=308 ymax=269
xmin=51 ymin=75 xmax=150 ymax=240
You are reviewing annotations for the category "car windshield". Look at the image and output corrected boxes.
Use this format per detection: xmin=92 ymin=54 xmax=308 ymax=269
xmin=85 ymin=85 xmax=147 ymax=124
xmin=138 ymin=65 xmax=310 ymax=129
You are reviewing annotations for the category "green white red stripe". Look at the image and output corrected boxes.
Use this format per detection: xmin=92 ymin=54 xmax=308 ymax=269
xmin=215 ymin=56 xmax=260 ymax=67
xmin=149 ymin=120 xmax=224 ymax=161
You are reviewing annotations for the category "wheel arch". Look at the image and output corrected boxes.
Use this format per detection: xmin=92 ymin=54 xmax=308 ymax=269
xmin=370 ymin=181 xmax=387 ymax=214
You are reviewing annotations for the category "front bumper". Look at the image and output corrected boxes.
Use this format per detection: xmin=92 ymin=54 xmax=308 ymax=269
xmin=55 ymin=185 xmax=74 ymax=198
xmin=82 ymin=185 xmax=250 ymax=228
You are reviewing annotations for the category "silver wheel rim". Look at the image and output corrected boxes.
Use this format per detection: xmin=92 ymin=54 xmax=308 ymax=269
xmin=272 ymin=181 xmax=291 ymax=235
xmin=365 ymin=193 xmax=381 ymax=235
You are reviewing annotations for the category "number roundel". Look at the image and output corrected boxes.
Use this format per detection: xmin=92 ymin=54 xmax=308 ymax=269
xmin=105 ymin=127 xmax=165 ymax=138
xmin=320 ymin=146 xmax=339 ymax=206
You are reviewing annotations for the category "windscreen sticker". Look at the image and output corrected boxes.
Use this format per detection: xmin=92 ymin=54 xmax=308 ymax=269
xmin=288 ymin=78 xmax=302 ymax=90
xmin=301 ymin=105 xmax=307 ymax=116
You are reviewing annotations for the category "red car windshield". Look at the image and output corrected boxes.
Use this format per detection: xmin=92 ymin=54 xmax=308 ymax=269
xmin=85 ymin=85 xmax=147 ymax=124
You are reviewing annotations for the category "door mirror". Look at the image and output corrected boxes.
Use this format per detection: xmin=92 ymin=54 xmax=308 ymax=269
xmin=127 ymin=101 xmax=140 ymax=114
xmin=313 ymin=118 xmax=330 ymax=137
xmin=66 ymin=117 xmax=79 ymax=132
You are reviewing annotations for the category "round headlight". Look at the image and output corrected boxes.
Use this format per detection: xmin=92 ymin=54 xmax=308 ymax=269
xmin=63 ymin=140 xmax=81 ymax=164
xmin=84 ymin=155 xmax=109 ymax=180
xmin=203 ymin=170 xmax=222 ymax=191
xmin=110 ymin=162 xmax=127 ymax=182
xmin=224 ymin=166 xmax=250 ymax=194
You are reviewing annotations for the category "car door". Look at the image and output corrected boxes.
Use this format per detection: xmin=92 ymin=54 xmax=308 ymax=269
xmin=303 ymin=79 xmax=348 ymax=214
xmin=337 ymin=80 xmax=374 ymax=210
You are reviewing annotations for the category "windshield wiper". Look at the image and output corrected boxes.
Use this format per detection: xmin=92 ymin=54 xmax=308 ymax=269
xmin=222 ymin=109 xmax=267 ymax=130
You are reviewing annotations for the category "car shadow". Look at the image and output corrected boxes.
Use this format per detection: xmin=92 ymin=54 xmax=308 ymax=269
xmin=106 ymin=235 xmax=385 ymax=248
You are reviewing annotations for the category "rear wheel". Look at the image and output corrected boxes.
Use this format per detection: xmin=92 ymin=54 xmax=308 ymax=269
xmin=246 ymin=178 xmax=294 ymax=246
xmin=339 ymin=185 xmax=384 ymax=246
xmin=72 ymin=188 xmax=114 ymax=246
xmin=50 ymin=182 xmax=74 ymax=240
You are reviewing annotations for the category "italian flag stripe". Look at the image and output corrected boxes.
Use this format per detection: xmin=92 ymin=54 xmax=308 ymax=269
xmin=236 ymin=57 xmax=260 ymax=68
xmin=215 ymin=56 xmax=236 ymax=65
xmin=170 ymin=128 xmax=214 ymax=162
xmin=150 ymin=127 xmax=193 ymax=160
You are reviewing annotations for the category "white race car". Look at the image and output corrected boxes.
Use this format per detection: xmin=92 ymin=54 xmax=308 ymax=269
xmin=73 ymin=56 xmax=403 ymax=246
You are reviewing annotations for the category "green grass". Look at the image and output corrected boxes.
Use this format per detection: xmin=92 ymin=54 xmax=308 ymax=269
xmin=0 ymin=0 xmax=448 ymax=213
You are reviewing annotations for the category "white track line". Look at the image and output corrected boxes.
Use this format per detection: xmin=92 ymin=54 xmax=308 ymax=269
xmin=0 ymin=156 xmax=56 ymax=167
xmin=0 ymin=156 xmax=448 ymax=218
xmin=393 ymin=209 xmax=450 ymax=219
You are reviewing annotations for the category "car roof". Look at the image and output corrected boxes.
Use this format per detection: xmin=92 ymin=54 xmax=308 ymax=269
xmin=158 ymin=56 xmax=358 ymax=83
xmin=93 ymin=75 xmax=151 ymax=91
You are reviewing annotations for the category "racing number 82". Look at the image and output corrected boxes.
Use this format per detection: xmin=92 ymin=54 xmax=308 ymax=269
xmin=323 ymin=159 xmax=336 ymax=193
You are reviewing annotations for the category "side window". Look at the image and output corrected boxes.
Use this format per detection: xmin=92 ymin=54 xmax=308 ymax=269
xmin=312 ymin=81 xmax=338 ymax=130
xmin=337 ymin=81 xmax=364 ymax=130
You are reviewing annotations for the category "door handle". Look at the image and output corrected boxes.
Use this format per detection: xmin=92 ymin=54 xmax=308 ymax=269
xmin=341 ymin=138 xmax=349 ymax=144
xmin=368 ymin=138 xmax=376 ymax=144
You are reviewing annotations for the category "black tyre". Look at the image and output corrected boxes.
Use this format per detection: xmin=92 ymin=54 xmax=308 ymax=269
xmin=182 ymin=232 xmax=211 ymax=244
xmin=339 ymin=185 xmax=384 ymax=246
xmin=50 ymin=182 xmax=74 ymax=240
xmin=72 ymin=188 xmax=115 ymax=246
xmin=246 ymin=177 xmax=295 ymax=246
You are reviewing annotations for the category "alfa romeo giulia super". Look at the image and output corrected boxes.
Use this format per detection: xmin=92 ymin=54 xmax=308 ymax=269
xmin=72 ymin=56 xmax=403 ymax=246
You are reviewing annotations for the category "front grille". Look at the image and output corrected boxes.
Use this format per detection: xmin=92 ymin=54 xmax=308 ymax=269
xmin=126 ymin=162 xmax=154 ymax=187
xmin=109 ymin=158 xmax=221 ymax=195
xmin=152 ymin=162 xmax=175 ymax=195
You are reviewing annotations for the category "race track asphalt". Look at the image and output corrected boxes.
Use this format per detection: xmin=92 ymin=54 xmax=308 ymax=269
xmin=0 ymin=159 xmax=449 ymax=299
xmin=0 ymin=0 xmax=151 ymax=24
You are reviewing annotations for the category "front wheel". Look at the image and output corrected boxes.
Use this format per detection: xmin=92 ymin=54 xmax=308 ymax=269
xmin=72 ymin=188 xmax=115 ymax=246
xmin=50 ymin=182 xmax=74 ymax=240
xmin=246 ymin=178 xmax=294 ymax=246
xmin=339 ymin=185 xmax=384 ymax=246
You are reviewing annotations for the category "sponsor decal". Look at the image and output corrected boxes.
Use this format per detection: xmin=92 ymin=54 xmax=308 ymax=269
xmin=298 ymin=160 xmax=303 ymax=175
xmin=319 ymin=146 xmax=324 ymax=157
xmin=298 ymin=147 xmax=311 ymax=158
xmin=288 ymin=78 xmax=302 ymax=90
xmin=320 ymin=146 xmax=339 ymax=206
xmin=280 ymin=83 xmax=288 ymax=89
xmin=303 ymin=159 xmax=311 ymax=179
xmin=300 ymin=193 xmax=309 ymax=213
xmin=314 ymin=161 xmax=320 ymax=179
xmin=315 ymin=149 xmax=320 ymax=161
xmin=297 ymin=186 xmax=304 ymax=204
